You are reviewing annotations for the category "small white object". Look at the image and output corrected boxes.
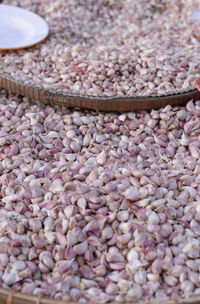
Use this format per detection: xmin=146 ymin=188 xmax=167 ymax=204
xmin=0 ymin=4 xmax=49 ymax=50
xmin=193 ymin=9 xmax=200 ymax=20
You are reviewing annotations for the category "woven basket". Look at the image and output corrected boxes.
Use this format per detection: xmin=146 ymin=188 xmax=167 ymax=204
xmin=0 ymin=74 xmax=200 ymax=112
xmin=1 ymin=69 xmax=200 ymax=304
xmin=0 ymin=288 xmax=69 ymax=304
xmin=0 ymin=73 xmax=200 ymax=304
xmin=1 ymin=287 xmax=200 ymax=304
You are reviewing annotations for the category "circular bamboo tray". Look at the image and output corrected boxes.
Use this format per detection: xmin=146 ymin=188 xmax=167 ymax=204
xmin=1 ymin=287 xmax=200 ymax=304
xmin=0 ymin=74 xmax=200 ymax=112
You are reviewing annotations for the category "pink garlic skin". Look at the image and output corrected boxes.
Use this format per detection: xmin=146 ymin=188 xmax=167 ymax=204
xmin=1 ymin=78 xmax=200 ymax=302
xmin=0 ymin=0 xmax=200 ymax=98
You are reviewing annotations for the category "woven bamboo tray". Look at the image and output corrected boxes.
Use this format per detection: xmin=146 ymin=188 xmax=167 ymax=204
xmin=1 ymin=73 xmax=200 ymax=304
xmin=1 ymin=288 xmax=200 ymax=304
xmin=0 ymin=74 xmax=200 ymax=112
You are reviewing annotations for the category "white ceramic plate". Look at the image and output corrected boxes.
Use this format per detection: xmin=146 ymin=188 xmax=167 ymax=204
xmin=0 ymin=4 xmax=49 ymax=50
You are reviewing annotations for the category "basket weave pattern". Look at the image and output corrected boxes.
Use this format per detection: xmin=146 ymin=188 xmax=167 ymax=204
xmin=0 ymin=74 xmax=200 ymax=112
xmin=1 ymin=287 xmax=200 ymax=304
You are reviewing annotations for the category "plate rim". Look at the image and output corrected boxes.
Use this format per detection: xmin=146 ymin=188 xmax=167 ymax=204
xmin=0 ymin=4 xmax=49 ymax=50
